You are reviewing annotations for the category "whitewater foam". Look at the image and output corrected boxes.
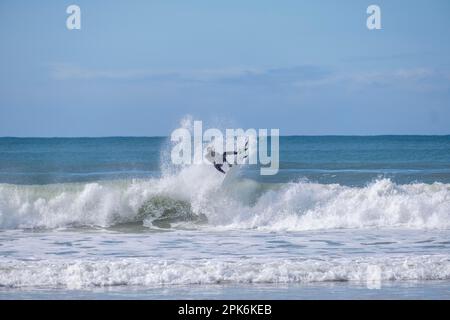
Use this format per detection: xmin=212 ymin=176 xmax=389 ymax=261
xmin=0 ymin=164 xmax=449 ymax=231
xmin=1 ymin=255 xmax=449 ymax=288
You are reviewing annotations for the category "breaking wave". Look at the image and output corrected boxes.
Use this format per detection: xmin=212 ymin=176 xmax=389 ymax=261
xmin=1 ymin=255 xmax=450 ymax=288
xmin=0 ymin=164 xmax=449 ymax=231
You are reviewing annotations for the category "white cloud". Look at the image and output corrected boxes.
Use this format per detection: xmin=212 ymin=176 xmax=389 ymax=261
xmin=50 ymin=64 xmax=262 ymax=82
xmin=50 ymin=64 xmax=450 ymax=92
xmin=293 ymin=68 xmax=450 ymax=92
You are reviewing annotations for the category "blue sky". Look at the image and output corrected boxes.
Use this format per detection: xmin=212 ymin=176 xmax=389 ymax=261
xmin=0 ymin=0 xmax=449 ymax=136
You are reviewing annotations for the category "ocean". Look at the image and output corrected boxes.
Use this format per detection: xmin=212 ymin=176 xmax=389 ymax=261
xmin=0 ymin=136 xmax=449 ymax=299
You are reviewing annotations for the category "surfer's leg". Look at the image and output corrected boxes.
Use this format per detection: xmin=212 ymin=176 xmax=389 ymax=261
xmin=214 ymin=163 xmax=226 ymax=174
xmin=223 ymin=151 xmax=238 ymax=167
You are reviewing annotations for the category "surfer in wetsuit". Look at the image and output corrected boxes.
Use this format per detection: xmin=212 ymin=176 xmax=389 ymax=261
xmin=205 ymin=147 xmax=238 ymax=174
xmin=205 ymin=140 xmax=249 ymax=174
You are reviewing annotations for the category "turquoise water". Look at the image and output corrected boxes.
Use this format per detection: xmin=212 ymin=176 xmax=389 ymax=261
xmin=0 ymin=136 xmax=449 ymax=299
xmin=1 ymin=136 xmax=449 ymax=185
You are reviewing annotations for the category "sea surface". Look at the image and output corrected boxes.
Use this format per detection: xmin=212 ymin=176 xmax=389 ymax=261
xmin=0 ymin=136 xmax=449 ymax=299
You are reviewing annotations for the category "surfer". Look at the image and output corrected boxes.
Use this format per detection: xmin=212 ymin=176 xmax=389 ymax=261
xmin=205 ymin=140 xmax=248 ymax=174
xmin=205 ymin=147 xmax=238 ymax=174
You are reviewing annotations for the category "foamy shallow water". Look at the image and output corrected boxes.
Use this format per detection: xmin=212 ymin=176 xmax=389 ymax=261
xmin=1 ymin=228 xmax=450 ymax=298
xmin=2 ymin=281 xmax=450 ymax=300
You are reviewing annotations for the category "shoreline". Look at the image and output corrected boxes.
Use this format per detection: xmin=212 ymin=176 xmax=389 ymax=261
xmin=1 ymin=280 xmax=450 ymax=300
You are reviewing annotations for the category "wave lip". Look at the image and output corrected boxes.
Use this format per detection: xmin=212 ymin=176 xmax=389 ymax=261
xmin=1 ymin=255 xmax=449 ymax=288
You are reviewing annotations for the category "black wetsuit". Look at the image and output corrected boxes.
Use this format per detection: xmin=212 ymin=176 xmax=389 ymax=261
xmin=213 ymin=151 xmax=238 ymax=174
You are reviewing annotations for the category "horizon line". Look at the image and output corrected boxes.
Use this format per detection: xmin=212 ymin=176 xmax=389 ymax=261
xmin=1 ymin=134 xmax=449 ymax=139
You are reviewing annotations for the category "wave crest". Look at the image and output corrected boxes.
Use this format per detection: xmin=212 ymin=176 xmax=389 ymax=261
xmin=0 ymin=166 xmax=449 ymax=231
